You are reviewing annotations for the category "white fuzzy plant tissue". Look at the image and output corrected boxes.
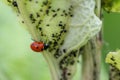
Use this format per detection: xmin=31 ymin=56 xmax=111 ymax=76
xmin=61 ymin=0 xmax=102 ymax=53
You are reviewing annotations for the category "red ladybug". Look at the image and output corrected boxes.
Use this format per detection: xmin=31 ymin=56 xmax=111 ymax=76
xmin=30 ymin=41 xmax=44 ymax=52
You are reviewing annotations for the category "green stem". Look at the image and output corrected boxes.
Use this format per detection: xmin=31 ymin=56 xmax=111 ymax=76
xmin=95 ymin=0 xmax=101 ymax=17
xmin=43 ymin=52 xmax=60 ymax=80
xmin=43 ymin=49 xmax=79 ymax=80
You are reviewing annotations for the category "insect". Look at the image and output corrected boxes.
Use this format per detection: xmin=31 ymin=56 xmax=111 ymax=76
xmin=30 ymin=41 xmax=44 ymax=52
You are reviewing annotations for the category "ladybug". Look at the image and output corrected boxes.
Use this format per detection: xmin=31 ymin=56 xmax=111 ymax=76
xmin=30 ymin=41 xmax=44 ymax=52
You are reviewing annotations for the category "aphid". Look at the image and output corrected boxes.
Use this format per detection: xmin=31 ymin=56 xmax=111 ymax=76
xmin=30 ymin=41 xmax=44 ymax=52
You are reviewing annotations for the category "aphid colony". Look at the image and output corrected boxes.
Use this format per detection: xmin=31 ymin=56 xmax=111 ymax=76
xmin=5 ymin=0 xmax=102 ymax=80
xmin=6 ymin=0 xmax=74 ymax=53
xmin=6 ymin=0 xmax=76 ymax=79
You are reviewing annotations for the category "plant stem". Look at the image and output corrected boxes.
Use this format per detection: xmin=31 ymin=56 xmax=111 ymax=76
xmin=95 ymin=0 xmax=101 ymax=17
xmin=43 ymin=51 xmax=74 ymax=80
xmin=81 ymin=41 xmax=94 ymax=80
xmin=43 ymin=52 xmax=60 ymax=80
xmin=81 ymin=0 xmax=102 ymax=80
xmin=81 ymin=38 xmax=101 ymax=80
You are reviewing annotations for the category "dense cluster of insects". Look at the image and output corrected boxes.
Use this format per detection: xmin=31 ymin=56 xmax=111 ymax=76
xmin=7 ymin=0 xmax=74 ymax=52
xmin=5 ymin=0 xmax=102 ymax=80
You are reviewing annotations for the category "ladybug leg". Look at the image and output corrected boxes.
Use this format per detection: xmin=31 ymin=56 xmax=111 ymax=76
xmin=31 ymin=38 xmax=41 ymax=42
xmin=31 ymin=38 xmax=36 ymax=41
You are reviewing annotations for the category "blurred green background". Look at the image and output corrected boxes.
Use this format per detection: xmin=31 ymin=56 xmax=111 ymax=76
xmin=0 ymin=2 xmax=51 ymax=80
xmin=0 ymin=1 xmax=120 ymax=80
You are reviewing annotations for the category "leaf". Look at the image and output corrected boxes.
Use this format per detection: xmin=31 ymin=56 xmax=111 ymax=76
xmin=2 ymin=0 xmax=102 ymax=80
xmin=102 ymin=0 xmax=120 ymax=13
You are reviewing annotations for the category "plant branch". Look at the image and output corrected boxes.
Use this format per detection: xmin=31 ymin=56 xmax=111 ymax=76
xmin=81 ymin=37 xmax=101 ymax=80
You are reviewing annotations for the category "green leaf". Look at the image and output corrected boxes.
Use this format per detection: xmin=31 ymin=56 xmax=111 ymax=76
xmin=102 ymin=0 xmax=120 ymax=13
xmin=1 ymin=0 xmax=102 ymax=80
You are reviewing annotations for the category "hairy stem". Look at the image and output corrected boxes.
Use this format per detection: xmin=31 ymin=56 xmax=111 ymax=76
xmin=81 ymin=38 xmax=101 ymax=80
xmin=81 ymin=41 xmax=94 ymax=80
xmin=43 ymin=53 xmax=59 ymax=80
